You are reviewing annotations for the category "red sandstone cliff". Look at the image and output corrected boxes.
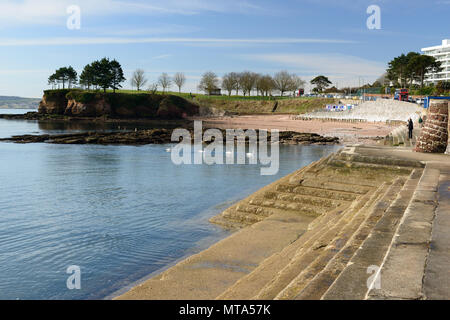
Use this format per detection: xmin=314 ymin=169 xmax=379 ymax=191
xmin=38 ymin=90 xmax=200 ymax=119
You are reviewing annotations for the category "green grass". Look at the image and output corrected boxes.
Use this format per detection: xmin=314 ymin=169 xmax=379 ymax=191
xmin=115 ymin=89 xmax=334 ymax=115
xmin=43 ymin=89 xmax=334 ymax=115
xmin=114 ymin=89 xmax=296 ymax=101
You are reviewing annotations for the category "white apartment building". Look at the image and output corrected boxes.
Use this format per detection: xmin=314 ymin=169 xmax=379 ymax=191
xmin=421 ymin=39 xmax=450 ymax=84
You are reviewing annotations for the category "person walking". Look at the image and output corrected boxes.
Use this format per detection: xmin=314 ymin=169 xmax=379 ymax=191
xmin=418 ymin=116 xmax=423 ymax=128
xmin=407 ymin=118 xmax=414 ymax=140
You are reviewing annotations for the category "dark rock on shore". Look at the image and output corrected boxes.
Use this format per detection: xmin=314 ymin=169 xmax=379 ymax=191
xmin=0 ymin=129 xmax=339 ymax=146
xmin=0 ymin=129 xmax=174 ymax=145
xmin=279 ymin=131 xmax=339 ymax=145
xmin=0 ymin=112 xmax=54 ymax=120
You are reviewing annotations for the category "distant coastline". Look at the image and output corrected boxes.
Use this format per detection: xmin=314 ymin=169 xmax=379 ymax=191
xmin=0 ymin=96 xmax=40 ymax=109
xmin=0 ymin=107 xmax=37 ymax=109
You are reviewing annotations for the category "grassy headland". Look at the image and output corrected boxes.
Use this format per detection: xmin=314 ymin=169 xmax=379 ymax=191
xmin=38 ymin=89 xmax=336 ymax=117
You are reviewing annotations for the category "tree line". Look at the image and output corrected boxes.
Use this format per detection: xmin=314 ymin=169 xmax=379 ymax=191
xmin=131 ymin=69 xmax=311 ymax=97
xmin=48 ymin=60 xmax=334 ymax=96
xmin=49 ymin=58 xmax=126 ymax=93
xmin=200 ymin=71 xmax=314 ymax=96
xmin=130 ymin=70 xmax=186 ymax=93
xmin=387 ymin=52 xmax=442 ymax=88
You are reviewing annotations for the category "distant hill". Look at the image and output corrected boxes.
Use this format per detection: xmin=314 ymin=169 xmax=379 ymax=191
xmin=0 ymin=96 xmax=40 ymax=109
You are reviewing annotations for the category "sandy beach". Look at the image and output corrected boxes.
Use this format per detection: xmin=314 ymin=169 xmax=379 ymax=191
xmin=201 ymin=114 xmax=399 ymax=145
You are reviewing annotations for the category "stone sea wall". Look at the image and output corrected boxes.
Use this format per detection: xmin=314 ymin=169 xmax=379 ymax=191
xmin=447 ymin=102 xmax=450 ymax=155
xmin=415 ymin=100 xmax=449 ymax=153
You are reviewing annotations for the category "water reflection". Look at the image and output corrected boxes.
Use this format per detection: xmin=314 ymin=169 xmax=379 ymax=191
xmin=37 ymin=120 xmax=185 ymax=132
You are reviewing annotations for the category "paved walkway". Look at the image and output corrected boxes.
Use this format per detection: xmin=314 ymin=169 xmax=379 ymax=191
xmin=424 ymin=165 xmax=450 ymax=299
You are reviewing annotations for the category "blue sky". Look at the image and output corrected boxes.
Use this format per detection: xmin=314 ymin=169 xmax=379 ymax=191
xmin=0 ymin=0 xmax=448 ymax=97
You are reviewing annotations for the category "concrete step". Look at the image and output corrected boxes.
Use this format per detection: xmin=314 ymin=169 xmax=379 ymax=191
xmin=248 ymin=198 xmax=329 ymax=216
xmin=262 ymin=191 xmax=346 ymax=208
xmin=293 ymin=177 xmax=407 ymax=300
xmin=321 ymin=168 xmax=423 ymax=300
xmin=301 ymin=171 xmax=384 ymax=188
xmin=234 ymin=204 xmax=273 ymax=218
xmin=216 ymin=187 xmax=372 ymax=300
xmin=222 ymin=208 xmax=266 ymax=225
xmin=328 ymin=158 xmax=419 ymax=172
xmin=300 ymin=179 xmax=371 ymax=195
xmin=334 ymin=152 xmax=424 ymax=168
xmin=275 ymin=184 xmax=360 ymax=201
xmin=423 ymin=169 xmax=450 ymax=300
xmin=252 ymin=184 xmax=385 ymax=300
xmin=367 ymin=166 xmax=439 ymax=300
xmin=234 ymin=203 xmax=319 ymax=219
xmin=209 ymin=158 xmax=328 ymax=229
xmin=274 ymin=179 xmax=402 ymax=300
xmin=207 ymin=214 xmax=251 ymax=230
xmin=386 ymin=126 xmax=420 ymax=148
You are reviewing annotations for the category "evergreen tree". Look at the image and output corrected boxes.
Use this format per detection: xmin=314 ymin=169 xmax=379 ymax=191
xmin=79 ymin=64 xmax=96 ymax=90
xmin=310 ymin=75 xmax=332 ymax=93
xmin=110 ymin=59 xmax=126 ymax=93
xmin=49 ymin=66 xmax=78 ymax=89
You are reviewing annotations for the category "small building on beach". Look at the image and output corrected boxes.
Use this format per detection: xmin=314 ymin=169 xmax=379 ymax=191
xmin=209 ymin=88 xmax=222 ymax=96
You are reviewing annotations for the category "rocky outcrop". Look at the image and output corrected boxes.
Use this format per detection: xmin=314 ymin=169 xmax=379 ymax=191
xmin=37 ymin=90 xmax=200 ymax=120
xmin=415 ymin=100 xmax=449 ymax=153
xmin=65 ymin=98 xmax=112 ymax=117
xmin=155 ymin=95 xmax=199 ymax=119
xmin=0 ymin=130 xmax=339 ymax=146
xmin=197 ymin=105 xmax=236 ymax=117
xmin=38 ymin=91 xmax=68 ymax=114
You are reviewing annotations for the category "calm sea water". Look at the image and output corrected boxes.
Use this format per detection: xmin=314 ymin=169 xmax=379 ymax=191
xmin=0 ymin=109 xmax=341 ymax=300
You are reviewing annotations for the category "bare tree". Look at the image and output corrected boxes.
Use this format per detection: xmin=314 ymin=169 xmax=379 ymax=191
xmin=222 ymin=73 xmax=238 ymax=96
xmin=173 ymin=72 xmax=186 ymax=93
xmin=257 ymin=74 xmax=275 ymax=96
xmin=239 ymin=71 xmax=258 ymax=96
xmin=158 ymin=73 xmax=172 ymax=93
xmin=148 ymin=83 xmax=158 ymax=94
xmin=131 ymin=69 xmax=147 ymax=91
xmin=198 ymin=71 xmax=219 ymax=95
xmin=254 ymin=73 xmax=262 ymax=96
xmin=290 ymin=75 xmax=306 ymax=96
xmin=273 ymin=70 xmax=295 ymax=96
xmin=234 ymin=72 xmax=242 ymax=95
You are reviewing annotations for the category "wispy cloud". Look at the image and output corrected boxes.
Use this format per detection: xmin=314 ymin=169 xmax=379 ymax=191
xmin=241 ymin=53 xmax=386 ymax=87
xmin=95 ymin=25 xmax=202 ymax=36
xmin=152 ymin=54 xmax=173 ymax=60
xmin=0 ymin=37 xmax=357 ymax=47
xmin=242 ymin=53 xmax=385 ymax=76
xmin=0 ymin=0 xmax=265 ymax=26
xmin=0 ymin=69 xmax=48 ymax=75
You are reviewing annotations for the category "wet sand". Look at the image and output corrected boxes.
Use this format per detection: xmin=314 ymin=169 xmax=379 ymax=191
xmin=201 ymin=114 xmax=399 ymax=145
